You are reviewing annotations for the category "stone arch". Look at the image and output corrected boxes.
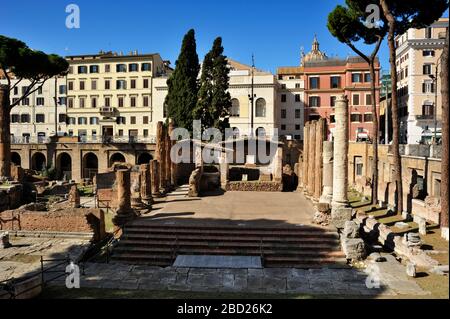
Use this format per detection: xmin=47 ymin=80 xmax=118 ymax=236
xmin=11 ymin=152 xmax=21 ymax=167
xmin=83 ymin=152 xmax=98 ymax=180
xmin=256 ymin=127 xmax=266 ymax=137
xmin=137 ymin=152 xmax=153 ymax=165
xmin=110 ymin=153 xmax=126 ymax=167
xmin=31 ymin=152 xmax=47 ymax=171
xmin=230 ymin=98 xmax=240 ymax=117
xmin=57 ymin=152 xmax=72 ymax=180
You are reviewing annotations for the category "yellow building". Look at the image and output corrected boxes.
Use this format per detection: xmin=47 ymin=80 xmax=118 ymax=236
xmin=66 ymin=51 xmax=169 ymax=142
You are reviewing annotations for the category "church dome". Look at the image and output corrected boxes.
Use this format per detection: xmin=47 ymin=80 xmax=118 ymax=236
xmin=301 ymin=35 xmax=328 ymax=65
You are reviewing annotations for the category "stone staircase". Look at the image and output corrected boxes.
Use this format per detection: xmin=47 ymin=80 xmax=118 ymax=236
xmin=111 ymin=223 xmax=347 ymax=268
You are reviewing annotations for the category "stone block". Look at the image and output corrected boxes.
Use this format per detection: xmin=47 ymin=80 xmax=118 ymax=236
xmin=317 ymin=202 xmax=330 ymax=213
xmin=331 ymin=207 xmax=353 ymax=229
xmin=343 ymin=238 xmax=366 ymax=261
xmin=406 ymin=262 xmax=417 ymax=278
xmin=343 ymin=221 xmax=360 ymax=239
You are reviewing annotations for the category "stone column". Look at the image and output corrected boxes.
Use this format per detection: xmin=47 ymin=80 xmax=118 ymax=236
xmin=220 ymin=152 xmax=229 ymax=190
xmin=68 ymin=185 xmax=81 ymax=208
xmin=168 ymin=120 xmax=178 ymax=188
xmin=0 ymin=85 xmax=11 ymax=179
xmin=130 ymin=172 xmax=144 ymax=210
xmin=302 ymin=122 xmax=310 ymax=192
xmin=307 ymin=121 xmax=316 ymax=196
xmin=320 ymin=141 xmax=334 ymax=204
xmin=314 ymin=118 xmax=326 ymax=200
xmin=140 ymin=164 xmax=153 ymax=207
xmin=113 ymin=169 xmax=136 ymax=226
xmin=331 ymin=95 xmax=352 ymax=229
xmin=165 ymin=127 xmax=172 ymax=191
xmin=150 ymin=160 xmax=160 ymax=198
xmin=273 ymin=146 xmax=283 ymax=183
xmin=156 ymin=121 xmax=166 ymax=192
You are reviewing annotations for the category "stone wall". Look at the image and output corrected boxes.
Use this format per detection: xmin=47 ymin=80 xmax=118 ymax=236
xmin=225 ymin=181 xmax=283 ymax=192
xmin=0 ymin=208 xmax=106 ymax=241
xmin=0 ymin=185 xmax=23 ymax=212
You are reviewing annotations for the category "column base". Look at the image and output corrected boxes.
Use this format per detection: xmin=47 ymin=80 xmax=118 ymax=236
xmin=112 ymin=209 xmax=136 ymax=227
xmin=331 ymin=205 xmax=353 ymax=229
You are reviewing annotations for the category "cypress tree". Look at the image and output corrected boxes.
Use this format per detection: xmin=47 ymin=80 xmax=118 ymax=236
xmin=166 ymin=29 xmax=200 ymax=133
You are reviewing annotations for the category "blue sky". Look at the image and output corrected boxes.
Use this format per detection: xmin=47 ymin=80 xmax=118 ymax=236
xmin=0 ymin=1 xmax=447 ymax=73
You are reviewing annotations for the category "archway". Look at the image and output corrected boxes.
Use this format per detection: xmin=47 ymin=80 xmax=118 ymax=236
xmin=137 ymin=152 xmax=153 ymax=165
xmin=57 ymin=152 xmax=72 ymax=180
xmin=83 ymin=153 xmax=98 ymax=180
xmin=110 ymin=153 xmax=126 ymax=167
xmin=31 ymin=152 xmax=46 ymax=171
xmin=11 ymin=152 xmax=21 ymax=167
xmin=256 ymin=127 xmax=266 ymax=137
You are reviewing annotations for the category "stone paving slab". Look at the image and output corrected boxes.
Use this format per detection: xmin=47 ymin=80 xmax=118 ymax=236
xmin=174 ymin=255 xmax=262 ymax=269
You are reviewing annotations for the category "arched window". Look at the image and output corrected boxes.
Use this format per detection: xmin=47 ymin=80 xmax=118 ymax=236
xmin=230 ymin=99 xmax=240 ymax=117
xmin=256 ymin=127 xmax=266 ymax=137
xmin=255 ymin=98 xmax=266 ymax=117
xmin=232 ymin=127 xmax=240 ymax=138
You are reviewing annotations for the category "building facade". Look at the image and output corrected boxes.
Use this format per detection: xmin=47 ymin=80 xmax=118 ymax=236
xmin=65 ymin=51 xmax=168 ymax=142
xmin=278 ymin=36 xmax=381 ymax=142
xmin=395 ymin=18 xmax=448 ymax=144
xmin=0 ymin=77 xmax=68 ymax=142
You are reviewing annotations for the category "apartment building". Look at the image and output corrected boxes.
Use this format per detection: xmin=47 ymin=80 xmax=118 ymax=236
xmin=278 ymin=36 xmax=381 ymax=142
xmin=65 ymin=51 xmax=168 ymax=141
xmin=1 ymin=76 xmax=68 ymax=143
xmin=395 ymin=17 xmax=448 ymax=144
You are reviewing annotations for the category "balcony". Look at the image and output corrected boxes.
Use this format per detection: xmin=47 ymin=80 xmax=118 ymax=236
xmin=100 ymin=107 xmax=117 ymax=117
xmin=11 ymin=136 xmax=51 ymax=144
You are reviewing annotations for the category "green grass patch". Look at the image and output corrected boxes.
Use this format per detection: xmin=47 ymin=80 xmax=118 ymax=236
xmin=78 ymin=185 xmax=95 ymax=197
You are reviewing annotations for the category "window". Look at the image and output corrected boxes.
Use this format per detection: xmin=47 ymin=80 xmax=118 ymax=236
xmin=281 ymin=125 xmax=286 ymax=131
xmin=423 ymin=64 xmax=432 ymax=75
xmin=355 ymin=157 xmax=363 ymax=176
xmin=130 ymin=96 xmax=136 ymax=107
xmin=78 ymin=66 xmax=87 ymax=74
xmin=143 ymin=96 xmax=149 ymax=107
xmin=36 ymin=97 xmax=45 ymax=105
xmin=281 ymin=109 xmax=287 ymax=119
xmin=90 ymin=65 xmax=99 ymax=73
xmin=295 ymin=109 xmax=301 ymax=119
xmin=364 ymin=73 xmax=371 ymax=82
xmin=143 ymin=79 xmax=149 ymax=88
xmin=58 ymin=97 xmax=67 ymax=105
xmin=330 ymin=76 xmax=340 ymax=88
xmin=131 ymin=116 xmax=136 ymax=124
xmin=116 ymin=64 xmax=127 ymax=72
xmin=91 ymin=80 xmax=97 ymax=90
xmin=68 ymin=82 xmax=74 ymax=91
xmin=352 ymin=73 xmax=362 ymax=83
xmin=423 ymin=50 xmax=435 ymax=57
xmin=129 ymin=63 xmax=139 ymax=72
xmin=91 ymin=97 xmax=97 ymax=108
xmin=365 ymin=94 xmax=372 ymax=106
xmin=143 ymin=129 xmax=149 ymax=137
xmin=422 ymin=103 xmax=434 ymax=116
xmin=12 ymin=98 xmax=19 ymax=105
xmin=13 ymin=87 xmax=18 ymax=95
xmin=294 ymin=135 xmax=301 ymax=140
xmin=36 ymin=114 xmax=45 ymax=123
xmin=11 ymin=114 xmax=20 ymax=123
xmin=425 ymin=27 xmax=432 ymax=39
xmin=68 ymin=117 xmax=76 ymax=125
xmin=281 ymin=94 xmax=287 ymax=103
xmin=21 ymin=114 xmax=30 ymax=123
xmin=59 ymin=114 xmax=66 ymax=123
xmin=405 ymin=67 xmax=409 ymax=78
xmin=295 ymin=94 xmax=301 ymax=102
xmin=90 ymin=117 xmax=99 ymax=125
xmin=352 ymin=94 xmax=360 ymax=106
xmin=351 ymin=113 xmax=362 ymax=122
xmin=309 ymin=77 xmax=320 ymax=89
xmin=22 ymin=98 xmax=30 ymax=105
xmin=281 ymin=84 xmax=287 ymax=90
xmin=295 ymin=125 xmax=301 ymax=130
xmin=68 ymin=98 xmax=74 ymax=108
xmin=230 ymin=99 xmax=240 ymax=117
xmin=309 ymin=96 xmax=320 ymax=107
xmin=118 ymin=129 xmax=124 ymax=136
xmin=116 ymin=117 xmax=126 ymax=124
xmin=295 ymin=83 xmax=301 ymax=89
xmin=79 ymin=81 xmax=85 ymax=90
xmin=118 ymin=97 xmax=124 ymax=107
xmin=364 ymin=113 xmax=373 ymax=122
xmin=59 ymin=85 xmax=66 ymax=94
xmin=328 ymin=96 xmax=336 ymax=107
xmin=105 ymin=97 xmax=111 ymax=107
xmin=130 ymin=79 xmax=136 ymax=89
xmin=117 ymin=80 xmax=127 ymax=90
xmin=37 ymin=87 xmax=43 ymax=95
xmin=330 ymin=115 xmax=335 ymax=123
xmin=255 ymin=98 xmax=266 ymax=117
xmin=105 ymin=64 xmax=111 ymax=73
xmin=78 ymin=117 xmax=87 ymax=125
xmin=141 ymin=63 xmax=151 ymax=71
xmin=422 ymin=81 xmax=435 ymax=93
xmin=79 ymin=97 xmax=85 ymax=108
xmin=143 ymin=116 xmax=149 ymax=124
xmin=105 ymin=80 xmax=111 ymax=90
xmin=68 ymin=66 xmax=73 ymax=74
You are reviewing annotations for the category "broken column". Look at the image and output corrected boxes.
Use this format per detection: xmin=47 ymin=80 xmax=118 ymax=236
xmin=0 ymin=231 xmax=11 ymax=249
xmin=307 ymin=121 xmax=316 ymax=197
xmin=273 ymin=146 xmax=283 ymax=183
xmin=68 ymin=185 xmax=81 ymax=208
xmin=156 ymin=121 xmax=166 ymax=193
xmin=342 ymin=221 xmax=367 ymax=261
xmin=150 ymin=160 xmax=160 ymax=198
xmin=165 ymin=126 xmax=172 ymax=191
xmin=168 ymin=120 xmax=178 ymax=188
xmin=112 ymin=169 xmax=136 ymax=226
xmin=331 ymin=95 xmax=352 ymax=229
xmin=140 ymin=164 xmax=153 ymax=207
xmin=220 ymin=151 xmax=229 ymax=190
xmin=314 ymin=118 xmax=326 ymax=201
xmin=130 ymin=171 xmax=144 ymax=210
xmin=302 ymin=122 xmax=310 ymax=192
xmin=320 ymin=141 xmax=334 ymax=204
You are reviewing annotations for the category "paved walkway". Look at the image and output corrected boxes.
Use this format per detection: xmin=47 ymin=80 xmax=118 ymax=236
xmin=44 ymin=253 xmax=428 ymax=297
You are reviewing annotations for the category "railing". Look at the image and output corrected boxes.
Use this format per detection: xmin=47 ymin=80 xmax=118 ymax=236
xmin=11 ymin=136 xmax=51 ymax=144
xmin=80 ymin=135 xmax=156 ymax=144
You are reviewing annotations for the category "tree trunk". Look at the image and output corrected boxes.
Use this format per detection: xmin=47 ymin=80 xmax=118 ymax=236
xmin=370 ymin=62 xmax=379 ymax=206
xmin=0 ymin=84 xmax=11 ymax=179
xmin=440 ymin=29 xmax=449 ymax=240
xmin=380 ymin=0 xmax=403 ymax=214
